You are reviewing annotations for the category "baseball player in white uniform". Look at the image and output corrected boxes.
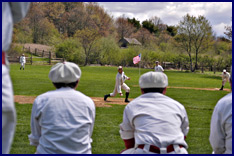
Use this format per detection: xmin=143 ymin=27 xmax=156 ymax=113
xmin=28 ymin=62 xmax=96 ymax=154
xmin=119 ymin=72 xmax=189 ymax=154
xmin=19 ymin=53 xmax=26 ymax=70
xmin=219 ymin=69 xmax=230 ymax=90
xmin=154 ymin=61 xmax=164 ymax=72
xmin=2 ymin=2 xmax=30 ymax=154
xmin=104 ymin=66 xmax=131 ymax=102
xmin=210 ymin=67 xmax=232 ymax=154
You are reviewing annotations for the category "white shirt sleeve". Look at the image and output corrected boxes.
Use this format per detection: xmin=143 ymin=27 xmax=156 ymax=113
xmin=209 ymin=106 xmax=225 ymax=154
xmin=181 ymin=109 xmax=189 ymax=137
xmin=28 ymin=98 xmax=41 ymax=146
xmin=119 ymin=106 xmax=134 ymax=139
xmin=9 ymin=2 xmax=30 ymax=23
xmin=160 ymin=66 xmax=164 ymax=72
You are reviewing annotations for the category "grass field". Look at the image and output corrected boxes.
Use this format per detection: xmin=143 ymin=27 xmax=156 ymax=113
xmin=9 ymin=64 xmax=230 ymax=154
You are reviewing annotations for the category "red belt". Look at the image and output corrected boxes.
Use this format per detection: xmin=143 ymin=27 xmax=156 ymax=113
xmin=138 ymin=144 xmax=184 ymax=154
xmin=2 ymin=51 xmax=6 ymax=65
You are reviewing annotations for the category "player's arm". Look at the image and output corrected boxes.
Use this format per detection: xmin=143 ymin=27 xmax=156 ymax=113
xmin=181 ymin=108 xmax=189 ymax=139
xmin=161 ymin=66 xmax=164 ymax=72
xmin=209 ymin=106 xmax=225 ymax=154
xmin=119 ymin=107 xmax=135 ymax=152
xmin=28 ymin=98 xmax=41 ymax=148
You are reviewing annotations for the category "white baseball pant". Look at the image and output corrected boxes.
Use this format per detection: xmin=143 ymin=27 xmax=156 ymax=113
xmin=20 ymin=62 xmax=25 ymax=69
xmin=110 ymin=83 xmax=130 ymax=97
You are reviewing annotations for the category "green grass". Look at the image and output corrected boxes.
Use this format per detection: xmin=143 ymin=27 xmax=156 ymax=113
xmin=9 ymin=64 xmax=231 ymax=154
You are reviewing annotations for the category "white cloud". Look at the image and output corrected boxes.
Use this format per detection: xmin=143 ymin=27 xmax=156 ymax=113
xmin=99 ymin=2 xmax=232 ymax=37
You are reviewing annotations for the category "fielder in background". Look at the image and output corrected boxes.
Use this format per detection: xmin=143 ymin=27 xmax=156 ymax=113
xmin=104 ymin=66 xmax=131 ymax=103
xmin=219 ymin=69 xmax=230 ymax=90
xmin=119 ymin=71 xmax=189 ymax=154
xmin=209 ymin=67 xmax=232 ymax=154
xmin=154 ymin=61 xmax=164 ymax=72
xmin=2 ymin=2 xmax=30 ymax=154
xmin=19 ymin=53 xmax=26 ymax=70
xmin=28 ymin=62 xmax=96 ymax=154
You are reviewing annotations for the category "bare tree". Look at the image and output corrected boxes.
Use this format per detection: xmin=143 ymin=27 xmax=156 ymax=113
xmin=115 ymin=15 xmax=136 ymax=40
xmin=224 ymin=18 xmax=232 ymax=40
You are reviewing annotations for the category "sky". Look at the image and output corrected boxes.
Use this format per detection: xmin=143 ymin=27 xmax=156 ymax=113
xmin=98 ymin=2 xmax=232 ymax=37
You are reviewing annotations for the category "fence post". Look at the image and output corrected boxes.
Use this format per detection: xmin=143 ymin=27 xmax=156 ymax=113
xmin=201 ymin=62 xmax=204 ymax=73
xmin=214 ymin=64 xmax=216 ymax=74
xmin=31 ymin=52 xmax=32 ymax=65
xmin=42 ymin=50 xmax=44 ymax=58
xmin=35 ymin=48 xmax=37 ymax=55
xmin=49 ymin=51 xmax=51 ymax=65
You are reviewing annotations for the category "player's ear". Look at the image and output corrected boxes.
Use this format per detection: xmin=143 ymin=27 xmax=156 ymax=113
xmin=74 ymin=80 xmax=79 ymax=89
xmin=162 ymin=87 xmax=167 ymax=95
xmin=140 ymin=88 xmax=144 ymax=94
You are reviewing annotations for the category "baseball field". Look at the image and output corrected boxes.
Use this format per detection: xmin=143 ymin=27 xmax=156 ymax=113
xmin=9 ymin=64 xmax=230 ymax=154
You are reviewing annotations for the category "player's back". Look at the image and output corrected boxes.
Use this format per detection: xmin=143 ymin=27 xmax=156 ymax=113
xmin=33 ymin=87 xmax=95 ymax=154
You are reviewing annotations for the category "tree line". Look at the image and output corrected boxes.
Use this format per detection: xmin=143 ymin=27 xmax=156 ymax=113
xmin=13 ymin=2 xmax=232 ymax=71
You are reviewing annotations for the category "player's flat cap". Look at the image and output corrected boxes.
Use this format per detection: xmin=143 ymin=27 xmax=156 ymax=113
xmin=139 ymin=71 xmax=168 ymax=88
xmin=223 ymin=69 xmax=226 ymax=72
xmin=49 ymin=62 xmax=81 ymax=83
xmin=118 ymin=66 xmax=123 ymax=69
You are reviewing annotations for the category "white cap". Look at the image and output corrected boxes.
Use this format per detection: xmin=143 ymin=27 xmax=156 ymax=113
xmin=49 ymin=62 xmax=81 ymax=83
xmin=223 ymin=69 xmax=226 ymax=72
xmin=139 ymin=71 xmax=168 ymax=88
xmin=118 ymin=66 xmax=123 ymax=69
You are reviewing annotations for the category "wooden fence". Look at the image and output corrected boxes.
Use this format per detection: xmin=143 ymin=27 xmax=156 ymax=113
xmin=8 ymin=46 xmax=63 ymax=65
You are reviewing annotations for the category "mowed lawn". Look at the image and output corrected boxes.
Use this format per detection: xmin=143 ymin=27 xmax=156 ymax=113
xmin=9 ymin=64 xmax=230 ymax=154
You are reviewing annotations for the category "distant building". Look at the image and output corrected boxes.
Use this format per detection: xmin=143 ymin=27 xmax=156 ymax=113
xmin=119 ymin=37 xmax=141 ymax=48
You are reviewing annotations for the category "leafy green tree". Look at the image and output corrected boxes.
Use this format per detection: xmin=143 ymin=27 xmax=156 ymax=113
xmin=55 ymin=38 xmax=85 ymax=64
xmin=176 ymin=14 xmax=213 ymax=72
xmin=98 ymin=36 xmax=120 ymax=65
xmin=128 ymin=17 xmax=141 ymax=30
xmin=142 ymin=20 xmax=155 ymax=34
xmin=166 ymin=25 xmax=177 ymax=36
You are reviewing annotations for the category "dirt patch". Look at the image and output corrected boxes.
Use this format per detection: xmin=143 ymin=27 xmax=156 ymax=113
xmin=14 ymin=95 xmax=129 ymax=107
xmin=14 ymin=86 xmax=230 ymax=107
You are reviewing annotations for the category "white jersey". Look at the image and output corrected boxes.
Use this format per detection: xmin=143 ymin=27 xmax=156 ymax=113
xmin=120 ymin=92 xmax=189 ymax=149
xmin=209 ymin=92 xmax=232 ymax=154
xmin=154 ymin=65 xmax=164 ymax=72
xmin=222 ymin=72 xmax=230 ymax=81
xmin=20 ymin=56 xmax=26 ymax=63
xmin=115 ymin=72 xmax=129 ymax=93
xmin=28 ymin=87 xmax=95 ymax=154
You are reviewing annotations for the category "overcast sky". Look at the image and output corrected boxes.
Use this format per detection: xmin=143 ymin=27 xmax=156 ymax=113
xmin=98 ymin=2 xmax=232 ymax=37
